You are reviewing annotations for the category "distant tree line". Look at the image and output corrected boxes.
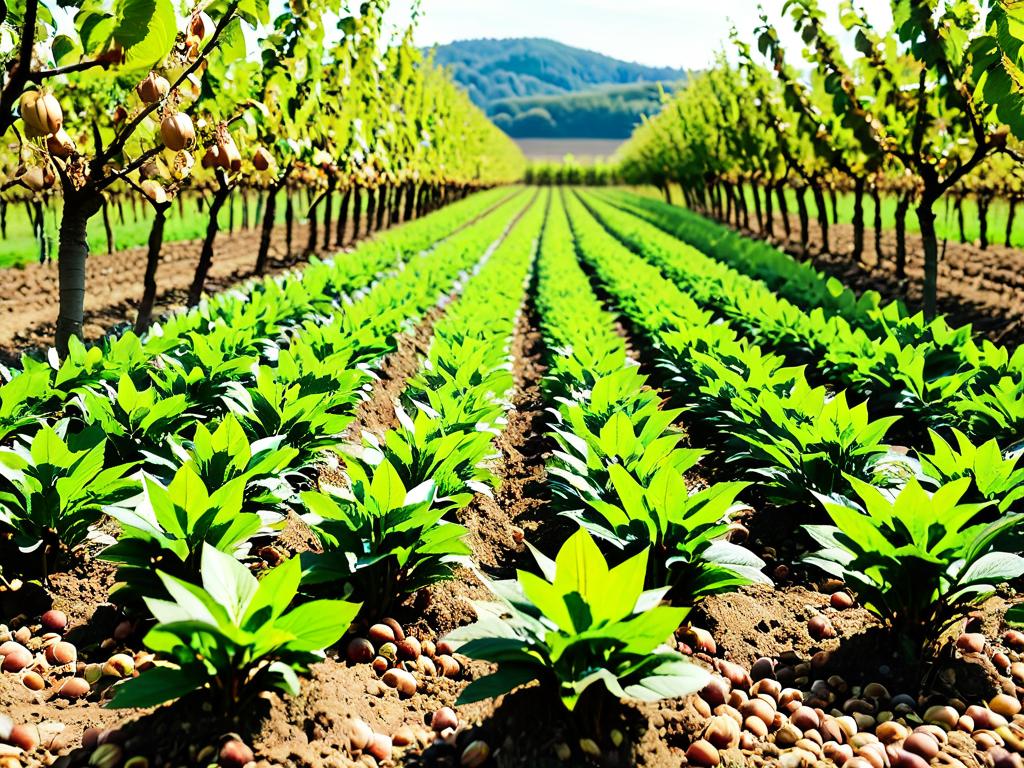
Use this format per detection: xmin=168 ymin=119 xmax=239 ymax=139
xmin=489 ymin=82 xmax=680 ymax=139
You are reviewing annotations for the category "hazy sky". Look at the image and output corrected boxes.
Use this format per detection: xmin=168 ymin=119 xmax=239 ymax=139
xmin=386 ymin=0 xmax=893 ymax=70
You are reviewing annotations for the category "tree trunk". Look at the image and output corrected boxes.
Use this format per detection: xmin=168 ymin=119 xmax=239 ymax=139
xmin=0 ymin=200 xmax=6 ymax=239
xmin=134 ymin=205 xmax=168 ymax=333
xmin=353 ymin=187 xmax=363 ymax=240
xmin=776 ymin=183 xmax=791 ymax=239
xmin=102 ymin=197 xmax=115 ymax=255
xmin=917 ymin=199 xmax=940 ymax=320
xmin=872 ymin=186 xmax=884 ymax=267
xmin=851 ymin=176 xmax=866 ymax=262
xmin=337 ymin=186 xmax=352 ymax=247
xmin=829 ymin=187 xmax=839 ymax=224
xmin=662 ymin=184 xmax=673 ymax=205
xmin=751 ymin=183 xmax=763 ymax=233
xmin=386 ymin=185 xmax=397 ymax=226
xmin=323 ymin=177 xmax=335 ymax=249
xmin=188 ymin=175 xmax=231 ymax=308
xmin=978 ymin=195 xmax=990 ymax=250
xmin=241 ymin=190 xmax=250 ymax=230
xmin=375 ymin=185 xmax=387 ymax=231
xmin=33 ymin=199 xmax=47 ymax=264
xmin=1007 ymin=198 xmax=1017 ymax=248
xmin=285 ymin=193 xmax=294 ymax=259
xmin=956 ymin=195 xmax=966 ymax=243
xmin=366 ymin=187 xmax=377 ymax=235
xmin=390 ymin=184 xmax=402 ymax=225
xmin=255 ymin=184 xmax=280 ymax=276
xmin=811 ymin=183 xmax=830 ymax=254
xmin=419 ymin=184 xmax=430 ymax=218
xmin=228 ymin=192 xmax=235 ymax=234
xmin=763 ymin=184 xmax=774 ymax=238
xmin=795 ymin=186 xmax=810 ymax=255
xmin=305 ymin=190 xmax=321 ymax=255
xmin=55 ymin=190 xmax=102 ymax=356
xmin=895 ymin=192 xmax=910 ymax=281
xmin=404 ymin=183 xmax=416 ymax=222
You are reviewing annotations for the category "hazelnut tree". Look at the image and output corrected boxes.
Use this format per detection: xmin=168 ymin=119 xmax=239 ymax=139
xmin=6 ymin=0 xmax=269 ymax=354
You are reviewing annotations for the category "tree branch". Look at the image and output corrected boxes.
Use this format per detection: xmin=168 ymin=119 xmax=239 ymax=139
xmin=27 ymin=59 xmax=111 ymax=82
xmin=95 ymin=145 xmax=165 ymax=192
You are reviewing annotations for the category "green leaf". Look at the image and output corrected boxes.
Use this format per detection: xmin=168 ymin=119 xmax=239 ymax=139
xmin=456 ymin=665 xmax=540 ymax=705
xmin=369 ymin=460 xmax=406 ymax=515
xmin=107 ymin=665 xmax=209 ymax=709
xmin=278 ymin=599 xmax=359 ymax=652
xmin=200 ymin=544 xmax=259 ymax=625
xmin=244 ymin=557 xmax=302 ymax=627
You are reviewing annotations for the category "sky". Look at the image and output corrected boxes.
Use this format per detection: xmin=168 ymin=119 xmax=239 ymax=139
xmin=385 ymin=0 xmax=893 ymax=70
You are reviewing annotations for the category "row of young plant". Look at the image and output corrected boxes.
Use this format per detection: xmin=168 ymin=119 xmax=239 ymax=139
xmin=298 ymin=190 xmax=546 ymax=616
xmin=0 ymin=186 xmax=517 ymax=445
xmin=598 ymin=188 xmax=1024 ymax=448
xmin=451 ymin=189 xmax=747 ymax=715
xmin=585 ymin=188 xmax=1024 ymax=448
xmin=560 ymin=187 xmax=1024 ymax=662
xmin=0 ymin=189 xmax=530 ymax=586
xmin=99 ymin=189 xmax=548 ymax=710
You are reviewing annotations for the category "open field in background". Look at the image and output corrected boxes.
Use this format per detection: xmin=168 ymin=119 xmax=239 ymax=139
xmin=0 ymin=192 xmax=367 ymax=269
xmin=514 ymin=137 xmax=624 ymax=161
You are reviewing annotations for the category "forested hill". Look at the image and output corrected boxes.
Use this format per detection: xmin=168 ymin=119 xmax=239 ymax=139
xmin=429 ymin=38 xmax=685 ymax=138
xmin=489 ymin=82 xmax=678 ymax=139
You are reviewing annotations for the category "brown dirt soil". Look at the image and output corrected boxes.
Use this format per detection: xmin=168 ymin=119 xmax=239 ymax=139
xmin=454 ymin=302 xmax=552 ymax=580
xmin=738 ymin=212 xmax=1024 ymax=348
xmin=0 ymin=214 xmax=373 ymax=361
xmin=348 ymin=301 xmax=453 ymax=442
xmin=697 ymin=584 xmax=891 ymax=677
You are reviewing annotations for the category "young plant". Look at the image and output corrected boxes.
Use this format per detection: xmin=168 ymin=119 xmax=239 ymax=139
xmin=300 ymin=456 xmax=471 ymax=615
xmin=919 ymin=429 xmax=1024 ymax=511
xmin=406 ymin=335 xmax=514 ymax=430
xmin=568 ymin=459 xmax=766 ymax=601
xmin=168 ymin=414 xmax=299 ymax=521
xmin=109 ymin=545 xmax=358 ymax=711
xmin=225 ymin=365 xmax=361 ymax=471
xmin=733 ymin=387 xmax=903 ymax=504
xmin=0 ymin=359 xmax=55 ymax=443
xmin=549 ymin=393 xmax=765 ymax=599
xmin=72 ymin=375 xmax=193 ymax=470
xmin=50 ymin=334 xmax=152 ymax=400
xmin=148 ymin=332 xmax=261 ymax=420
xmin=448 ymin=528 xmax=711 ymax=714
xmin=805 ymin=477 xmax=1024 ymax=661
xmin=363 ymin=406 xmax=501 ymax=505
xmin=102 ymin=466 xmax=263 ymax=600
xmin=0 ymin=425 xmax=137 ymax=576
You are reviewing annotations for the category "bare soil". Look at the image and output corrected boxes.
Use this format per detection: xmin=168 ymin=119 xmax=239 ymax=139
xmin=0 ymin=215 xmax=371 ymax=361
